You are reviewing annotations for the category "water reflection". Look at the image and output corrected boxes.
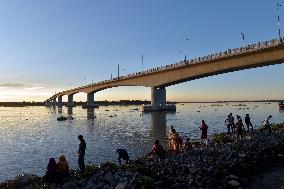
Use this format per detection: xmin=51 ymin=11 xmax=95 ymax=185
xmin=279 ymin=108 xmax=284 ymax=114
xmin=58 ymin=108 xmax=62 ymax=114
xmin=148 ymin=112 xmax=167 ymax=146
xmin=87 ymin=108 xmax=95 ymax=119
xmin=67 ymin=107 xmax=73 ymax=115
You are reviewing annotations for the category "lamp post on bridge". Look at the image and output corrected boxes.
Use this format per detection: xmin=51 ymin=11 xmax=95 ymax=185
xmin=277 ymin=2 xmax=282 ymax=40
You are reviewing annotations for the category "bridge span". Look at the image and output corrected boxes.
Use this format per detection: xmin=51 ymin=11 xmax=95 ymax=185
xmin=46 ymin=37 xmax=284 ymax=111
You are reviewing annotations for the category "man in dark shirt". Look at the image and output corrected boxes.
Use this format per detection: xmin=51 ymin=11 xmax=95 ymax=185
xmin=116 ymin=149 xmax=129 ymax=165
xmin=78 ymin=135 xmax=86 ymax=172
xmin=245 ymin=114 xmax=253 ymax=133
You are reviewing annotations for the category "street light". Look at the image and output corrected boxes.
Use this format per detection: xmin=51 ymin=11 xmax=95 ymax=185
xmin=277 ymin=2 xmax=282 ymax=39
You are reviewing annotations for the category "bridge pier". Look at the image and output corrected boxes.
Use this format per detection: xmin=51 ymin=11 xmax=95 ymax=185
xmin=52 ymin=98 xmax=57 ymax=107
xmin=67 ymin=94 xmax=74 ymax=107
xmin=142 ymin=87 xmax=176 ymax=112
xmin=45 ymin=101 xmax=50 ymax=106
xmin=151 ymin=87 xmax=166 ymax=107
xmin=58 ymin=96 xmax=63 ymax=108
xmin=87 ymin=92 xmax=96 ymax=108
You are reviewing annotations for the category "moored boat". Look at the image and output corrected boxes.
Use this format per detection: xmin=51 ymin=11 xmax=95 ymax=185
xmin=279 ymin=102 xmax=284 ymax=109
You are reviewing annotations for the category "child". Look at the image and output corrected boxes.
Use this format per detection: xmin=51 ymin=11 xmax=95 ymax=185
xmin=184 ymin=138 xmax=192 ymax=153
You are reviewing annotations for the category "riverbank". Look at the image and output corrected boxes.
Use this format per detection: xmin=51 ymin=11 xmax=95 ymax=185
xmin=1 ymin=123 xmax=284 ymax=189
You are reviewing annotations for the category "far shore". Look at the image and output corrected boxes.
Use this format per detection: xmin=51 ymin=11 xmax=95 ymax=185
xmin=0 ymin=99 xmax=283 ymax=107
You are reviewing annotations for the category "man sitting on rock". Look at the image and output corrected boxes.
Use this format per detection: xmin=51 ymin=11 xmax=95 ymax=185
xmin=116 ymin=149 xmax=130 ymax=165
xmin=262 ymin=115 xmax=272 ymax=134
xmin=148 ymin=140 xmax=165 ymax=160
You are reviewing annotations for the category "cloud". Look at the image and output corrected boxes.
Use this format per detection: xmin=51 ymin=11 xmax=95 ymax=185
xmin=25 ymin=86 xmax=44 ymax=91
xmin=0 ymin=82 xmax=27 ymax=88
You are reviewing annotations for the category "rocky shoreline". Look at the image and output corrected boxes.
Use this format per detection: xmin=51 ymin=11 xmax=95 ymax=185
xmin=1 ymin=123 xmax=284 ymax=189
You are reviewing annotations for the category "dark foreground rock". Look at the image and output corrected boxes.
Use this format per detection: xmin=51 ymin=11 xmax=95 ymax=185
xmin=1 ymin=123 xmax=284 ymax=189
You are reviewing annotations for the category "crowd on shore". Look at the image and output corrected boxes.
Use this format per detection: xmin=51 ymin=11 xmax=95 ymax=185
xmin=1 ymin=113 xmax=283 ymax=189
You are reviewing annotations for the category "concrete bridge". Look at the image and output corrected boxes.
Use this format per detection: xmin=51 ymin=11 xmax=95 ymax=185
xmin=46 ymin=37 xmax=284 ymax=111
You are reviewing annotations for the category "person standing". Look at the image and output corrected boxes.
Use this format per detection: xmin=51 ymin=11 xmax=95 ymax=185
xmin=77 ymin=135 xmax=86 ymax=172
xmin=225 ymin=115 xmax=231 ymax=133
xmin=244 ymin=114 xmax=253 ymax=133
xmin=200 ymin=120 xmax=208 ymax=146
xmin=229 ymin=113 xmax=235 ymax=133
xmin=168 ymin=129 xmax=180 ymax=153
xmin=236 ymin=115 xmax=244 ymax=142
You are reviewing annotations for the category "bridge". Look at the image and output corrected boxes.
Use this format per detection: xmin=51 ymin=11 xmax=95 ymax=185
xmin=46 ymin=37 xmax=284 ymax=111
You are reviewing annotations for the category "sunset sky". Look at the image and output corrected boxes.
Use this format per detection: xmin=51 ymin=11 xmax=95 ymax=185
xmin=0 ymin=0 xmax=284 ymax=102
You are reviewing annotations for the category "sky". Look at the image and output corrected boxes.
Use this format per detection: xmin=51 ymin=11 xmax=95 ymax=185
xmin=0 ymin=0 xmax=284 ymax=102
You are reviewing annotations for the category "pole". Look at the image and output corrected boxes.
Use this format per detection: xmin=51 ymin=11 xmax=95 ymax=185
xmin=118 ymin=64 xmax=120 ymax=77
xmin=141 ymin=54 xmax=144 ymax=71
xmin=277 ymin=2 xmax=282 ymax=39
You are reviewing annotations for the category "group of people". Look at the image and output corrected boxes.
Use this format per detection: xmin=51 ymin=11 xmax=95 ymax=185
xmin=225 ymin=113 xmax=273 ymax=142
xmin=224 ymin=113 xmax=253 ymax=142
xmin=44 ymin=135 xmax=86 ymax=183
xmin=44 ymin=114 xmax=274 ymax=183
xmin=44 ymin=155 xmax=69 ymax=183
xmin=165 ymin=121 xmax=208 ymax=152
xmin=225 ymin=113 xmax=253 ymax=134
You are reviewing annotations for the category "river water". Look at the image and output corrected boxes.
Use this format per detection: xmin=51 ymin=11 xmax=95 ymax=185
xmin=0 ymin=102 xmax=284 ymax=182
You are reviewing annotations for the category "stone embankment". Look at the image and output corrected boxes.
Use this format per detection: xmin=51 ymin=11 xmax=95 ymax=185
xmin=1 ymin=124 xmax=284 ymax=189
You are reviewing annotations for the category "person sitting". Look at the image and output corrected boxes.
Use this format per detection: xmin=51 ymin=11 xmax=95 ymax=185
xmin=116 ymin=149 xmax=129 ymax=165
xmin=44 ymin=157 xmax=58 ymax=183
xmin=57 ymin=155 xmax=69 ymax=180
xmin=148 ymin=140 xmax=165 ymax=160
xmin=183 ymin=138 xmax=192 ymax=153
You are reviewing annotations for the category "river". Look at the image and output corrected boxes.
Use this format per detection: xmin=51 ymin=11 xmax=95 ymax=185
xmin=0 ymin=102 xmax=283 ymax=182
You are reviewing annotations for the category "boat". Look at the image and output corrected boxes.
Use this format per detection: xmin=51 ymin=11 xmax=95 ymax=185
xmin=57 ymin=116 xmax=67 ymax=121
xmin=279 ymin=102 xmax=284 ymax=109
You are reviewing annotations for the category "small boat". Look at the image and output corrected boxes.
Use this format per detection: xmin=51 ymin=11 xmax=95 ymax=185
xmin=279 ymin=102 xmax=284 ymax=109
xmin=57 ymin=116 xmax=67 ymax=121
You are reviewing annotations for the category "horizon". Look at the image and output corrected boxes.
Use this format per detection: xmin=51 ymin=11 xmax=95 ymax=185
xmin=1 ymin=1 xmax=284 ymax=102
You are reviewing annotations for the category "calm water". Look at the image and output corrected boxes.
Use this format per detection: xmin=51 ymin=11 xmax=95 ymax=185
xmin=0 ymin=102 xmax=284 ymax=182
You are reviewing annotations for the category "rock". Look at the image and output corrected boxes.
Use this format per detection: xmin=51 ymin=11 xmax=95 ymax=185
xmin=61 ymin=182 xmax=76 ymax=189
xmin=228 ymin=174 xmax=239 ymax=180
xmin=228 ymin=180 xmax=240 ymax=187
xmin=189 ymin=167 xmax=199 ymax=174
xmin=238 ymin=153 xmax=246 ymax=158
xmin=50 ymin=183 xmax=58 ymax=189
xmin=170 ymin=183 xmax=183 ymax=189
xmin=103 ymin=172 xmax=113 ymax=183
xmin=115 ymin=182 xmax=129 ymax=189
xmin=154 ymin=180 xmax=164 ymax=187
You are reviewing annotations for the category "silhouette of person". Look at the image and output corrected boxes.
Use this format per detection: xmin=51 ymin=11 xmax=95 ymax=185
xmin=45 ymin=157 xmax=58 ymax=183
xmin=77 ymin=135 xmax=86 ymax=172
xmin=116 ymin=149 xmax=129 ymax=165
